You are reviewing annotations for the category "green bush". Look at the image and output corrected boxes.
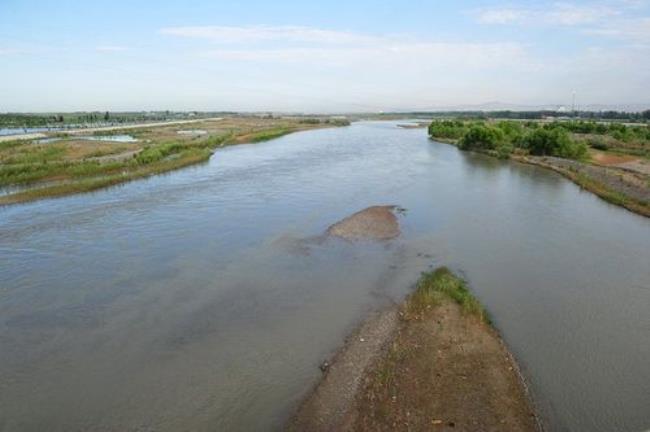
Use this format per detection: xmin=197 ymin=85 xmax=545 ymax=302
xmin=520 ymin=128 xmax=587 ymax=159
xmin=428 ymin=120 xmax=466 ymax=139
xmin=496 ymin=142 xmax=514 ymax=159
xmin=586 ymin=136 xmax=609 ymax=150
xmin=459 ymin=125 xmax=505 ymax=151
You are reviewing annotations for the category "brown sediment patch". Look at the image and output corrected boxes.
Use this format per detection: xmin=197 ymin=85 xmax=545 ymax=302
xmin=590 ymin=150 xmax=637 ymax=165
xmin=326 ymin=206 xmax=401 ymax=241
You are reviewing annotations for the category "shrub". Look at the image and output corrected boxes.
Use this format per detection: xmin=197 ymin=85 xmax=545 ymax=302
xmin=520 ymin=128 xmax=587 ymax=159
xmin=459 ymin=125 xmax=505 ymax=151
xmin=428 ymin=120 xmax=466 ymax=139
xmin=496 ymin=142 xmax=514 ymax=159
xmin=410 ymin=267 xmax=488 ymax=322
xmin=586 ymin=136 xmax=609 ymax=151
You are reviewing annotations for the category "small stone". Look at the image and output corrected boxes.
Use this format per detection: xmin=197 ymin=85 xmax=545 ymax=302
xmin=432 ymin=419 xmax=443 ymax=425
xmin=319 ymin=361 xmax=330 ymax=372
xmin=359 ymin=337 xmax=365 ymax=342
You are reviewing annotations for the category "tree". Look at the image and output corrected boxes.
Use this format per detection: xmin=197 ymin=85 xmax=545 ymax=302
xmin=520 ymin=128 xmax=586 ymax=159
xmin=104 ymin=111 xmax=110 ymax=121
xmin=459 ymin=125 xmax=505 ymax=151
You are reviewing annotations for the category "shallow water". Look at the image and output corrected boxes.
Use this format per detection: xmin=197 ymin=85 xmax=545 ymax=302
xmin=0 ymin=127 xmax=64 ymax=136
xmin=0 ymin=122 xmax=648 ymax=431
xmin=177 ymin=129 xmax=208 ymax=136
xmin=33 ymin=134 xmax=137 ymax=145
xmin=77 ymin=134 xmax=138 ymax=142
xmin=34 ymin=137 xmax=64 ymax=144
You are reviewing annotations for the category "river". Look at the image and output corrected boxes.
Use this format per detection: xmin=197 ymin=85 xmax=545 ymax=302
xmin=0 ymin=121 xmax=648 ymax=431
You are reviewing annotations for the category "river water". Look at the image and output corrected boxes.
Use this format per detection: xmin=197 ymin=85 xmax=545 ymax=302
xmin=0 ymin=122 xmax=648 ymax=431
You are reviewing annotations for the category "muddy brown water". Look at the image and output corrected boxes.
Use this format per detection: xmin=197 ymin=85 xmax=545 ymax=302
xmin=0 ymin=122 xmax=649 ymax=431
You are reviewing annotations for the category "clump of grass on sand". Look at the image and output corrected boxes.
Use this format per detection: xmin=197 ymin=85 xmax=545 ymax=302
xmin=407 ymin=267 xmax=489 ymax=323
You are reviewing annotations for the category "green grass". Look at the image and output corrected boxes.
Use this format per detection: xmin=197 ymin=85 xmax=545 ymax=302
xmin=248 ymin=127 xmax=292 ymax=142
xmin=408 ymin=267 xmax=489 ymax=323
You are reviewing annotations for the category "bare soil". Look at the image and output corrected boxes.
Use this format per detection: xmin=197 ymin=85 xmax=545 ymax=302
xmin=288 ymin=301 xmax=539 ymax=432
xmin=351 ymin=300 xmax=539 ymax=432
xmin=590 ymin=150 xmax=637 ymax=165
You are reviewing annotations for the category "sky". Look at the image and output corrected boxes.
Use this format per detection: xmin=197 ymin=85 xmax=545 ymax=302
xmin=1 ymin=0 xmax=649 ymax=112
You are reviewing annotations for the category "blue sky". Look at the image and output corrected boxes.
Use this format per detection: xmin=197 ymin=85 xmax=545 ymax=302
xmin=1 ymin=0 xmax=649 ymax=112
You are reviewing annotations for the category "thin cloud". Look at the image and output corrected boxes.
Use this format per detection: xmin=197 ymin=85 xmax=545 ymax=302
xmin=201 ymin=42 xmax=530 ymax=70
xmin=160 ymin=25 xmax=379 ymax=45
xmin=0 ymin=48 xmax=21 ymax=55
xmin=166 ymin=25 xmax=532 ymax=71
xmin=475 ymin=8 xmax=526 ymax=24
xmin=585 ymin=16 xmax=650 ymax=40
xmin=96 ymin=45 xmax=128 ymax=52
xmin=473 ymin=3 xmax=618 ymax=26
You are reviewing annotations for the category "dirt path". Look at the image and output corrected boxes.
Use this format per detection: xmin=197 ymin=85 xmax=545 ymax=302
xmin=0 ymin=132 xmax=46 ymax=143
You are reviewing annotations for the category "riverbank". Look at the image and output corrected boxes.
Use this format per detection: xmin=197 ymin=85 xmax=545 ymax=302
xmin=514 ymin=155 xmax=650 ymax=217
xmin=429 ymin=136 xmax=650 ymax=218
xmin=0 ymin=117 xmax=346 ymax=205
xmin=289 ymin=268 xmax=539 ymax=431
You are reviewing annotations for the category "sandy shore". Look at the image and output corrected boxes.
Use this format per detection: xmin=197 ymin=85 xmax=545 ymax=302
xmin=288 ymin=269 xmax=540 ymax=432
xmin=288 ymin=308 xmax=399 ymax=431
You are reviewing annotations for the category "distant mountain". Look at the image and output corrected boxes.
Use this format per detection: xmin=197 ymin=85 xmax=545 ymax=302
xmin=388 ymin=101 xmax=650 ymax=113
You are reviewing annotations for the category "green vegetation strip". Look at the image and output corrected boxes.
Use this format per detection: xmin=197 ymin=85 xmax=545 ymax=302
xmin=429 ymin=119 xmax=650 ymax=160
xmin=248 ymin=127 xmax=293 ymax=142
xmin=408 ymin=267 xmax=489 ymax=323
xmin=0 ymin=149 xmax=212 ymax=205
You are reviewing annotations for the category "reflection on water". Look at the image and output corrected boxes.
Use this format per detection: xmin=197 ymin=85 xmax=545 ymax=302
xmin=0 ymin=122 xmax=649 ymax=432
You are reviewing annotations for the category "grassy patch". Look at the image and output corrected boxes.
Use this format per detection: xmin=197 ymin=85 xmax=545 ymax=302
xmin=0 ymin=149 xmax=211 ymax=205
xmin=408 ymin=267 xmax=489 ymax=323
xmin=248 ymin=127 xmax=293 ymax=142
